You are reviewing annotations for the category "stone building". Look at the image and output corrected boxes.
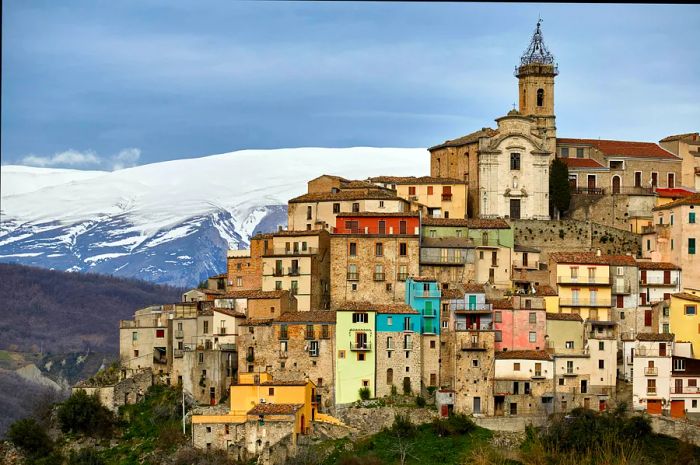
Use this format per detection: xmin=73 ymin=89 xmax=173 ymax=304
xmin=330 ymin=217 xmax=420 ymax=307
xmin=120 ymin=304 xmax=176 ymax=375
xmin=73 ymin=368 xmax=153 ymax=413
xmin=368 ymin=176 xmax=469 ymax=219
xmin=493 ymin=350 xmax=554 ymax=416
xmin=430 ymin=20 xmax=557 ymax=219
xmin=586 ymin=320 xmax=617 ymax=408
xmin=260 ymin=230 xmax=330 ymax=311
xmin=453 ymin=330 xmax=495 ymax=415
xmin=215 ymin=289 xmax=297 ymax=321
xmin=237 ymin=311 xmax=336 ymax=412
xmin=643 ymin=194 xmax=700 ymax=290
xmin=659 ymin=132 xmax=700 ymax=191
xmin=227 ymin=235 xmax=267 ymax=291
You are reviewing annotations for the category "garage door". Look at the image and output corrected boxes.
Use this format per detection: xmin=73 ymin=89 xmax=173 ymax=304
xmin=647 ymin=399 xmax=662 ymax=415
xmin=671 ymin=400 xmax=686 ymax=418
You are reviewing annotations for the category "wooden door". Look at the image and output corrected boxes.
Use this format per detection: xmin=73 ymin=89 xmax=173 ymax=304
xmin=510 ymin=199 xmax=521 ymax=220
xmin=588 ymin=175 xmax=596 ymax=189
xmin=675 ymin=379 xmax=683 ymax=394
xmin=664 ymin=270 xmax=671 ymax=284
xmin=671 ymin=400 xmax=685 ymax=418
xmin=612 ymin=176 xmax=621 ymax=194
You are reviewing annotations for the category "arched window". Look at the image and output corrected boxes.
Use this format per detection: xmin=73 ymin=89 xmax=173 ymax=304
xmin=537 ymin=89 xmax=544 ymax=107
xmin=387 ymin=368 xmax=394 ymax=385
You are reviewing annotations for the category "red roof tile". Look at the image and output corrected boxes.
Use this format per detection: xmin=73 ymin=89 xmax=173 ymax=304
xmin=635 ymin=261 xmax=681 ymax=271
xmin=636 ymin=333 xmax=674 ymax=342
xmin=495 ymin=350 xmax=551 ymax=361
xmin=429 ymin=128 xmax=498 ymax=151
xmin=275 ymin=311 xmax=336 ymax=323
xmin=489 ymin=298 xmax=513 ymax=309
xmin=557 ymin=138 xmax=680 ymax=159
xmin=421 ymin=217 xmax=511 ymax=229
xmin=659 ymin=133 xmax=699 ymax=143
xmin=655 ymin=188 xmax=696 ymax=199
xmin=334 ymin=301 xmax=419 ymax=314
xmin=222 ymin=290 xmax=291 ymax=300
xmin=535 ymin=285 xmax=558 ymax=296
xmin=288 ymin=189 xmax=404 ymax=203
xmin=550 ymin=252 xmax=636 ymax=266
xmin=546 ymin=313 xmax=583 ymax=322
xmin=335 ymin=212 xmax=420 ymax=218
xmin=247 ymin=403 xmax=303 ymax=416
xmin=653 ymin=193 xmax=700 ymax=211
xmin=559 ymin=158 xmax=606 ymax=169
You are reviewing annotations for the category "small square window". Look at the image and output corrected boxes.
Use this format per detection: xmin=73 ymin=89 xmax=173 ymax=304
xmin=362 ymin=379 xmax=369 ymax=387
xmin=338 ymin=350 xmax=346 ymax=359
xmin=514 ymin=363 xmax=521 ymax=371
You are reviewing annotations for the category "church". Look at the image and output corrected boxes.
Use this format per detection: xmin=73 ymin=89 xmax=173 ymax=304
xmin=429 ymin=21 xmax=687 ymax=222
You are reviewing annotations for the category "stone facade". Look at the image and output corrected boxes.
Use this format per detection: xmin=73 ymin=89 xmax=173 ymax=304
xmin=659 ymin=132 xmax=700 ymax=190
xmin=73 ymin=368 xmax=153 ymax=412
xmin=453 ymin=331 xmax=496 ymax=415
xmin=227 ymin=236 xmax=267 ymax=291
xmin=330 ymin=234 xmax=419 ymax=307
xmin=375 ymin=329 xmax=422 ymax=398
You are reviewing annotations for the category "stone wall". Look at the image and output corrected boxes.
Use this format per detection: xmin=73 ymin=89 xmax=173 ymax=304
xmin=512 ymin=219 xmax=642 ymax=262
xmin=375 ymin=331 xmax=422 ymax=398
xmin=568 ymin=193 xmax=657 ymax=231
xmin=649 ymin=416 xmax=700 ymax=447
xmin=73 ymin=368 xmax=153 ymax=412
xmin=335 ymin=405 xmax=439 ymax=437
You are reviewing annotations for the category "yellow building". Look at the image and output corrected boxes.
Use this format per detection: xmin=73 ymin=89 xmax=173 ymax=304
xmin=669 ymin=290 xmax=700 ymax=357
xmin=549 ymin=252 xmax=614 ymax=321
xmin=368 ymin=176 xmax=469 ymax=219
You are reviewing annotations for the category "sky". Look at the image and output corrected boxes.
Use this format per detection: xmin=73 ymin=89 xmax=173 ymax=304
xmin=2 ymin=1 xmax=699 ymax=170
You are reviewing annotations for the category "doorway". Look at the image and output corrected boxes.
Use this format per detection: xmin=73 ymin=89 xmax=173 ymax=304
xmin=510 ymin=199 xmax=521 ymax=219
xmin=494 ymin=396 xmax=505 ymax=416
xmin=612 ymin=176 xmax=621 ymax=194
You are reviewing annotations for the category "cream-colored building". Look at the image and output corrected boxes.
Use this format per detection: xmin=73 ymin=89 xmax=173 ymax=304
xmin=368 ymin=176 xmax=468 ymax=219
xmin=260 ymin=230 xmax=330 ymax=311
xmin=659 ymin=132 xmax=700 ymax=190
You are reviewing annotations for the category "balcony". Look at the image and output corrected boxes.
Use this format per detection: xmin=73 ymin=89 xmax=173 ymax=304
xmin=397 ymin=273 xmax=409 ymax=281
xmin=441 ymin=193 xmax=452 ymax=201
xmin=563 ymin=370 xmax=577 ymax=377
xmin=641 ymin=278 xmax=679 ymax=287
xmin=647 ymin=389 xmax=657 ymax=396
xmin=373 ymin=273 xmax=386 ymax=282
xmin=290 ymin=288 xmax=299 ymax=296
xmin=273 ymin=269 xmax=284 ymax=277
xmin=461 ymin=341 xmax=488 ymax=351
xmin=452 ymin=302 xmax=493 ymax=313
xmin=472 ymin=238 xmax=501 ymax=247
xmin=349 ymin=341 xmax=372 ymax=351
xmin=613 ymin=186 xmax=656 ymax=196
xmin=612 ymin=281 xmax=632 ymax=294
xmin=288 ymin=267 xmax=301 ymax=277
xmin=175 ymin=330 xmax=184 ymax=339
xmin=412 ymin=288 xmax=441 ymax=298
xmin=174 ymin=349 xmax=184 ymax=358
xmin=671 ymin=386 xmax=700 ymax=394
xmin=557 ymin=276 xmax=610 ymax=285
xmin=559 ymin=298 xmax=612 ymax=307
xmin=644 ymin=367 xmax=659 ymax=376
xmin=532 ymin=372 xmax=545 ymax=379
xmin=279 ymin=351 xmax=288 ymax=359
xmin=262 ymin=247 xmax=319 ymax=257
xmin=419 ymin=253 xmax=470 ymax=266
xmin=347 ymin=272 xmax=359 ymax=281
xmin=455 ymin=321 xmax=493 ymax=331
xmin=573 ymin=187 xmax=604 ymax=195
xmin=218 ymin=328 xmax=227 ymax=336
xmin=588 ymin=330 xmax=616 ymax=340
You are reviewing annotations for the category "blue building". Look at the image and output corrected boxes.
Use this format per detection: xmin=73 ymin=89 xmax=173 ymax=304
xmin=405 ymin=277 xmax=441 ymax=335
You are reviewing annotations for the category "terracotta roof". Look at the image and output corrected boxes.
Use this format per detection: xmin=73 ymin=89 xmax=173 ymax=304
xmin=463 ymin=283 xmax=487 ymax=293
xmin=441 ymin=289 xmax=463 ymax=299
xmin=288 ymin=189 xmax=404 ymax=203
xmin=421 ymin=217 xmax=511 ymax=229
xmin=369 ymin=176 xmax=466 ymax=185
xmin=334 ymin=301 xmax=419 ymax=314
xmin=275 ymin=311 xmax=336 ymax=323
xmin=557 ymin=138 xmax=680 ymax=160
xmin=239 ymin=319 xmax=274 ymax=327
xmin=655 ymin=188 xmax=696 ymax=199
xmin=559 ymin=158 xmax=606 ymax=169
xmin=222 ymin=290 xmax=290 ymax=300
xmin=247 ymin=403 xmax=303 ymax=416
xmin=260 ymin=380 xmax=309 ymax=386
xmin=195 ymin=288 xmax=225 ymax=295
xmin=653 ymin=194 xmax=700 ymax=211
xmin=272 ymin=229 xmax=327 ymax=237
xmin=209 ymin=273 xmax=227 ymax=279
xmin=429 ymin=127 xmax=498 ymax=151
xmin=335 ymin=212 xmax=420 ymax=218
xmin=213 ymin=308 xmax=247 ymax=318
xmin=535 ymin=285 xmax=558 ymax=296
xmin=489 ymin=298 xmax=513 ymax=309
xmin=635 ymin=261 xmax=681 ymax=271
xmin=546 ymin=312 xmax=583 ymax=322
xmin=636 ymin=333 xmax=674 ymax=342
xmin=514 ymin=244 xmax=540 ymax=253
xmin=495 ymin=350 xmax=551 ymax=361
xmin=409 ymin=276 xmax=439 ymax=282
xmin=659 ymin=133 xmax=699 ymax=143
xmin=421 ymin=237 xmax=474 ymax=248
xmin=673 ymin=292 xmax=700 ymax=303
xmin=550 ymin=252 xmax=636 ymax=266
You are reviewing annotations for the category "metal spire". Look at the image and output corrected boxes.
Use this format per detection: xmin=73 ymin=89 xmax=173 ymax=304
xmin=520 ymin=18 xmax=555 ymax=66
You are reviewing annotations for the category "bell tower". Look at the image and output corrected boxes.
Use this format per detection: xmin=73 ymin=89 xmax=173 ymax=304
xmin=516 ymin=19 xmax=558 ymax=145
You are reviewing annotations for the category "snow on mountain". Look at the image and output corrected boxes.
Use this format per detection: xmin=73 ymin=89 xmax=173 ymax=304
xmin=0 ymin=147 xmax=428 ymax=286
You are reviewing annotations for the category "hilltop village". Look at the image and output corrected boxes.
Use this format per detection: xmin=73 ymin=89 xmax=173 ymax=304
xmin=77 ymin=21 xmax=700 ymax=461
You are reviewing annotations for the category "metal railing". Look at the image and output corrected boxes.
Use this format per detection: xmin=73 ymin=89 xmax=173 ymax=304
xmin=175 ymin=330 xmax=184 ymax=339
xmin=288 ymin=267 xmax=301 ymax=276
xmin=218 ymin=328 xmax=227 ymax=335
xmin=573 ymin=187 xmax=604 ymax=195
xmin=347 ymin=272 xmax=359 ymax=281
xmin=559 ymin=298 xmax=612 ymax=307
xmin=557 ymin=276 xmax=610 ymax=285
xmin=645 ymin=367 xmax=658 ymax=376
xmin=641 ymin=278 xmax=679 ymax=286
xmin=410 ymin=288 xmax=441 ymax=298
xmin=455 ymin=321 xmax=493 ymax=331
xmin=373 ymin=273 xmax=386 ymax=282
xmin=397 ymin=273 xmax=409 ymax=281
xmin=612 ymin=281 xmax=632 ymax=294
xmin=174 ymin=349 xmax=183 ymax=358
xmin=613 ymin=186 xmax=656 ymax=196
xmin=262 ymin=247 xmax=319 ymax=256
xmin=461 ymin=341 xmax=488 ymax=350
xmin=442 ymin=194 xmax=452 ymax=201
xmin=419 ymin=252 xmax=471 ymax=265
xmin=349 ymin=341 xmax=372 ymax=351
xmin=671 ymin=387 xmax=700 ymax=394
xmin=452 ymin=302 xmax=493 ymax=312
xmin=273 ymin=269 xmax=284 ymax=277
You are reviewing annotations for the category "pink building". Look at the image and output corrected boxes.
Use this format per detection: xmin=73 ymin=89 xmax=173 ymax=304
xmin=494 ymin=296 xmax=547 ymax=352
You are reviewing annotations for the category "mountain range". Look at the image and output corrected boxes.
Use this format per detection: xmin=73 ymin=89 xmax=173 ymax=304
xmin=0 ymin=147 xmax=428 ymax=286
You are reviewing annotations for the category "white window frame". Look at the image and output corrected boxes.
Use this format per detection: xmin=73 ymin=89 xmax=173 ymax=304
xmin=608 ymin=159 xmax=625 ymax=170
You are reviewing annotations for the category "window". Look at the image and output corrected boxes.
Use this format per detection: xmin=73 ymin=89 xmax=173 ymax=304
xmin=514 ymin=363 xmax=521 ymax=371
xmin=427 ymin=186 xmax=433 ymax=195
xmin=495 ymin=330 xmax=502 ymax=342
xmin=375 ymin=243 xmax=383 ymax=256
xmin=387 ymin=368 xmax=393 ymax=385
xmin=494 ymin=311 xmax=502 ymax=323
xmin=345 ymin=220 xmax=359 ymax=233
xmin=352 ymin=202 xmax=360 ymax=213
xmin=379 ymin=200 xmax=385 ymax=208
xmin=510 ymin=153 xmax=521 ymax=170
xmin=134 ymin=350 xmax=139 ymax=357
xmin=203 ymin=321 xmax=209 ymax=334
xmin=362 ymin=379 xmax=369 ymax=387
xmin=674 ymin=359 xmax=686 ymax=371
xmin=404 ymin=317 xmax=412 ymax=331
xmin=430 ymin=229 xmax=436 ymax=238
xmin=576 ymin=148 xmax=584 ymax=159
xmin=634 ymin=172 xmax=642 ymax=187
xmin=529 ymin=332 xmax=536 ymax=343
xmin=268 ymin=387 xmax=275 ymax=396
xmin=338 ymin=350 xmax=346 ymax=359
xmin=309 ymin=341 xmax=319 ymax=357
xmin=561 ymin=147 xmax=569 ymax=158
xmin=652 ymin=172 xmax=658 ymax=187
xmin=565 ymin=341 xmax=574 ymax=349
xmin=599 ymin=341 xmax=604 ymax=350
xmin=472 ymin=359 xmax=479 ymax=367
xmin=536 ymin=88 xmax=544 ymax=106
xmin=352 ymin=313 xmax=369 ymax=323
xmin=399 ymin=243 xmax=407 ymax=256
xmin=529 ymin=312 xmax=536 ymax=324
xmin=690 ymin=212 xmax=696 ymax=224
xmin=275 ymin=280 xmax=282 ymax=290
xmin=609 ymin=160 xmax=623 ymax=170
xmin=408 ymin=186 xmax=416 ymax=196
xmin=668 ymin=173 xmax=675 ymax=188
xmin=598 ymin=360 xmax=605 ymax=369
xmin=349 ymin=242 xmax=357 ymax=256
xmin=685 ymin=305 xmax=697 ymax=315
xmin=647 ymin=379 xmax=656 ymax=395
xmin=236 ymin=277 xmax=242 ymax=287
xmin=690 ymin=238 xmax=696 ymax=255
xmin=357 ymin=353 xmax=365 ymax=361
xmin=132 ymin=332 xmax=138 ymax=341
xmin=430 ymin=340 xmax=436 ymax=349
xmin=333 ymin=203 xmax=340 ymax=213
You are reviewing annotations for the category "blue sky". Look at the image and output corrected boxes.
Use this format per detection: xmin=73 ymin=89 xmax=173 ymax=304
xmin=2 ymin=1 xmax=699 ymax=170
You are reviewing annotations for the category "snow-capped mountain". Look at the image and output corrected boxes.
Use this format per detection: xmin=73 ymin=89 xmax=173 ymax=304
xmin=0 ymin=148 xmax=428 ymax=286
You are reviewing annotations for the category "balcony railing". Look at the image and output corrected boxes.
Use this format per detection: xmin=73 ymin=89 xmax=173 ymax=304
xmin=573 ymin=187 xmax=604 ymax=195
xmin=423 ymin=309 xmax=437 ymax=317
xmin=612 ymin=282 xmax=632 ymax=294
xmin=641 ymin=278 xmax=679 ymax=287
xmin=419 ymin=253 xmax=470 ymax=265
xmin=262 ymin=247 xmax=319 ymax=256
xmin=403 ymin=342 xmax=414 ymax=350
xmin=557 ymin=276 xmax=610 ymax=285
xmin=672 ymin=386 xmax=700 ymax=394
xmin=411 ymin=288 xmax=441 ymax=298
xmin=290 ymin=288 xmax=299 ymax=296
xmin=347 ymin=272 xmax=359 ymax=281
xmin=349 ymin=341 xmax=372 ymax=351
xmin=273 ymin=269 xmax=284 ymax=277
xmin=288 ymin=267 xmax=301 ymax=276
xmin=588 ymin=331 xmax=616 ymax=340
xmin=175 ymin=330 xmax=184 ymax=339
xmin=613 ymin=186 xmax=656 ymax=196
xmin=645 ymin=367 xmax=658 ymax=376
xmin=452 ymin=302 xmax=493 ymax=312
xmin=455 ymin=321 xmax=493 ymax=331
xmin=174 ymin=349 xmax=184 ymax=358
xmin=532 ymin=372 xmax=544 ymax=379
xmin=218 ymin=328 xmax=227 ymax=336
xmin=373 ymin=273 xmax=386 ymax=282
xmin=461 ymin=341 xmax=488 ymax=350
xmin=647 ymin=389 xmax=657 ymax=396
xmin=441 ymin=193 xmax=452 ymax=201
xmin=397 ymin=273 xmax=409 ymax=281
xmin=563 ymin=370 xmax=577 ymax=377
xmin=559 ymin=298 xmax=612 ymax=307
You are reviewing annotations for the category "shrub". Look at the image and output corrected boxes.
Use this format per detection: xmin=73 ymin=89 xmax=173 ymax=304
xmin=391 ymin=413 xmax=415 ymax=438
xmin=427 ymin=386 xmax=437 ymax=397
xmin=358 ymin=387 xmax=371 ymax=401
xmin=337 ymin=454 xmax=382 ymax=465
xmin=415 ymin=395 xmax=426 ymax=407
xmin=431 ymin=413 xmax=475 ymax=437
xmin=68 ymin=448 xmax=106 ymax=465
xmin=403 ymin=377 xmax=412 ymax=395
xmin=57 ymin=389 xmax=114 ymax=437
xmin=6 ymin=418 xmax=53 ymax=458
xmin=390 ymin=384 xmax=398 ymax=397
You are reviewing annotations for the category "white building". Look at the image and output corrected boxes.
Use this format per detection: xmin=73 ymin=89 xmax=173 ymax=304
xmin=637 ymin=261 xmax=682 ymax=306
xmin=631 ymin=333 xmax=675 ymax=415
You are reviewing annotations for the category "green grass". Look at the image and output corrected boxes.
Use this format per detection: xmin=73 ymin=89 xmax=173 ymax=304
xmin=322 ymin=420 xmax=494 ymax=465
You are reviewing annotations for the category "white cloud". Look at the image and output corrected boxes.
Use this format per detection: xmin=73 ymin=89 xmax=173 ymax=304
xmin=111 ymin=148 xmax=141 ymax=170
xmin=20 ymin=148 xmax=142 ymax=171
xmin=21 ymin=149 xmax=101 ymax=167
